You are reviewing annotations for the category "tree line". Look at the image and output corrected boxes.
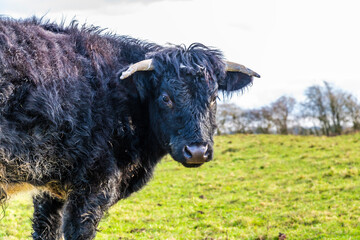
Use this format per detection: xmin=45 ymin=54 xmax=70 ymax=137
xmin=217 ymin=81 xmax=360 ymax=136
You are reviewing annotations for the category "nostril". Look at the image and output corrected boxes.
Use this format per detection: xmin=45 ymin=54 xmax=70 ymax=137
xmin=183 ymin=145 xmax=192 ymax=159
xmin=203 ymin=144 xmax=209 ymax=157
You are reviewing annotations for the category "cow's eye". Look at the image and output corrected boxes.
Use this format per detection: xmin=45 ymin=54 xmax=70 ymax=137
xmin=162 ymin=94 xmax=170 ymax=103
xmin=161 ymin=93 xmax=173 ymax=108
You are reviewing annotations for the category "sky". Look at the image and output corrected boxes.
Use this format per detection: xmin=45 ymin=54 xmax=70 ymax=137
xmin=1 ymin=0 xmax=360 ymax=109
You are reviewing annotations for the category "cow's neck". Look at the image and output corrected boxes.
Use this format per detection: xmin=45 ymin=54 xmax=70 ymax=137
xmin=110 ymin=92 xmax=167 ymax=199
xmin=112 ymin=90 xmax=166 ymax=169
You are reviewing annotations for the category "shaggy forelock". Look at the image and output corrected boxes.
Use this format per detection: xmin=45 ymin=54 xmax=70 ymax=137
xmin=147 ymin=43 xmax=227 ymax=84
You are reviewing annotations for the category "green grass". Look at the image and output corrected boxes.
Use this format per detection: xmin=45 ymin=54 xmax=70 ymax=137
xmin=1 ymin=134 xmax=360 ymax=239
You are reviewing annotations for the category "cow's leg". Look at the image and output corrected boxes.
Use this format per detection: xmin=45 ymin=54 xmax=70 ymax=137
xmin=62 ymin=187 xmax=115 ymax=240
xmin=32 ymin=192 xmax=65 ymax=240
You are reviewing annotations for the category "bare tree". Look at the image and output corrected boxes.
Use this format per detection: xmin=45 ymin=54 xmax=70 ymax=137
xmin=344 ymin=93 xmax=360 ymax=131
xmin=217 ymin=82 xmax=360 ymax=136
xmin=245 ymin=107 xmax=273 ymax=134
xmin=216 ymin=103 xmax=273 ymax=135
xmin=216 ymin=103 xmax=245 ymax=134
xmin=302 ymin=84 xmax=331 ymax=135
xmin=269 ymin=96 xmax=296 ymax=134
xmin=323 ymin=82 xmax=347 ymax=135
xmin=301 ymin=81 xmax=348 ymax=135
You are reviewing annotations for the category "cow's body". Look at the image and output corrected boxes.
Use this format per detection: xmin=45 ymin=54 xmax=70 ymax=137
xmin=0 ymin=17 xmax=258 ymax=239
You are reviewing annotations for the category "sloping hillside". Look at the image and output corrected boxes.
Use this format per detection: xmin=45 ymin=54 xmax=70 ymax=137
xmin=1 ymin=134 xmax=360 ymax=239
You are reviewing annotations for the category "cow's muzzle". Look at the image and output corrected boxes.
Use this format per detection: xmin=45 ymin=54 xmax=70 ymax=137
xmin=182 ymin=143 xmax=210 ymax=167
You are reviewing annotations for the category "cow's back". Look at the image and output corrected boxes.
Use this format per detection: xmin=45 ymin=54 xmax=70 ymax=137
xmin=0 ymin=18 xmax=119 ymax=188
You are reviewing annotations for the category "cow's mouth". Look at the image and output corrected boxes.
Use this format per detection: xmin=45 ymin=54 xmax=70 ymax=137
xmin=181 ymin=162 xmax=204 ymax=168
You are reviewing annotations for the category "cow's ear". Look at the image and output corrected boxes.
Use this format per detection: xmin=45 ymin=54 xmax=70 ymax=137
xmin=131 ymin=72 xmax=153 ymax=101
xmin=218 ymin=62 xmax=260 ymax=92
xmin=218 ymin=72 xmax=253 ymax=92
xmin=118 ymin=66 xmax=153 ymax=101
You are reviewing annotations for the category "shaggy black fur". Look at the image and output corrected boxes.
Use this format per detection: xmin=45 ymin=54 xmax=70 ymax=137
xmin=0 ymin=17 xmax=255 ymax=239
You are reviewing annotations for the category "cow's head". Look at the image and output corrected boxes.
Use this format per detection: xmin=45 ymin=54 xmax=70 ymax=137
xmin=120 ymin=44 xmax=259 ymax=168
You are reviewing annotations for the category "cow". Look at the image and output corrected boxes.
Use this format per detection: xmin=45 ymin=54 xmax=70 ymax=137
xmin=0 ymin=17 xmax=260 ymax=240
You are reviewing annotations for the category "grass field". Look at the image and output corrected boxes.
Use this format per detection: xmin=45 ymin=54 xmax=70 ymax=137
xmin=1 ymin=134 xmax=360 ymax=239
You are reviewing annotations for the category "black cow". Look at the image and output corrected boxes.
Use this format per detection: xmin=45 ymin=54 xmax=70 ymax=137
xmin=0 ymin=17 xmax=259 ymax=240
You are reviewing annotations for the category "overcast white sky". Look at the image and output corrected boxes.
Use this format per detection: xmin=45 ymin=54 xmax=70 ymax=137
xmin=1 ymin=0 xmax=360 ymax=108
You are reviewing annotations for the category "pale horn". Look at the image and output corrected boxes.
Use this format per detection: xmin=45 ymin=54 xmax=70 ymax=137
xmin=225 ymin=61 xmax=260 ymax=78
xmin=120 ymin=59 xmax=154 ymax=80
